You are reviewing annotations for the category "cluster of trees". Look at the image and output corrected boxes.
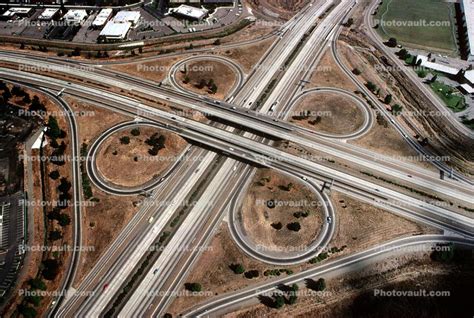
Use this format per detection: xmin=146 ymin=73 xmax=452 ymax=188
xmin=17 ymin=278 xmax=49 ymax=317
xmin=146 ymin=133 xmax=166 ymax=156
xmin=184 ymin=282 xmax=202 ymax=292
xmin=266 ymin=284 xmax=300 ymax=309
xmin=0 ymin=82 xmax=45 ymax=111
xmin=229 ymin=263 xmax=245 ymax=274
xmin=196 ymin=78 xmax=218 ymax=94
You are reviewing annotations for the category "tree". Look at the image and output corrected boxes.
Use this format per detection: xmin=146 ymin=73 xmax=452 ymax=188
xmin=47 ymin=116 xmax=62 ymax=139
xmin=271 ymin=222 xmax=283 ymax=230
xmin=366 ymin=81 xmax=377 ymax=92
xmin=287 ymin=222 xmax=301 ymax=232
xmin=392 ymin=104 xmax=403 ymax=116
xmin=28 ymin=278 xmax=46 ymax=290
xmin=315 ymin=278 xmax=326 ymax=291
xmin=58 ymin=213 xmax=71 ymax=226
xmin=209 ymin=83 xmax=218 ymax=94
xmin=49 ymin=230 xmax=63 ymax=241
xmin=25 ymin=294 xmax=42 ymax=306
xmin=18 ymin=304 xmax=37 ymax=318
xmin=230 ymin=263 xmax=245 ymax=274
xmin=384 ymin=94 xmax=392 ymax=104
xmin=273 ymin=295 xmax=285 ymax=309
xmin=130 ymin=128 xmax=140 ymax=136
xmin=386 ymin=37 xmax=397 ymax=47
xmin=352 ymin=68 xmax=361 ymax=75
xmin=42 ymin=259 xmax=60 ymax=280
xmin=120 ymin=136 xmax=130 ymax=145
xmin=184 ymin=282 xmax=202 ymax=292
xmin=183 ymin=75 xmax=191 ymax=84
xmin=57 ymin=177 xmax=71 ymax=194
xmin=49 ymin=170 xmax=60 ymax=180
xmin=197 ymin=79 xmax=207 ymax=89
xmin=23 ymin=94 xmax=31 ymax=104
xmin=397 ymin=48 xmax=408 ymax=59
xmin=244 ymin=270 xmax=259 ymax=279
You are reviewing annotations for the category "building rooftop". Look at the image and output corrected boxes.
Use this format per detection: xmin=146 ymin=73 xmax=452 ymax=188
xmin=173 ymin=4 xmax=209 ymax=20
xmin=416 ymin=55 xmax=459 ymax=76
xmin=113 ymin=10 xmax=140 ymax=25
xmin=38 ymin=8 xmax=59 ymax=20
xmin=100 ymin=20 xmax=131 ymax=39
xmin=462 ymin=0 xmax=474 ymax=56
xmin=92 ymin=8 xmax=113 ymax=27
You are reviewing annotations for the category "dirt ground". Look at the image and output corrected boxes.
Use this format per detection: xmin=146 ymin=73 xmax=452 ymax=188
xmin=348 ymin=114 xmax=436 ymax=171
xmin=289 ymin=92 xmax=365 ymax=135
xmin=309 ymin=49 xmax=358 ymax=91
xmin=74 ymin=184 xmax=142 ymax=285
xmin=167 ymin=190 xmax=437 ymax=315
xmin=247 ymin=0 xmax=310 ymax=20
xmin=175 ymin=60 xmax=237 ymax=100
xmin=106 ymin=55 xmax=183 ymax=84
xmin=95 ymin=127 xmax=187 ymax=188
xmin=218 ymin=37 xmax=275 ymax=73
xmin=65 ymin=97 xmax=132 ymax=144
xmin=240 ymin=169 xmax=324 ymax=253
xmin=223 ymin=251 xmax=471 ymax=317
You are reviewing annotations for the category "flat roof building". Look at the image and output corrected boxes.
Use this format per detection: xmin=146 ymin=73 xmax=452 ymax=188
xmin=460 ymin=0 xmax=474 ymax=61
xmin=172 ymin=4 xmax=208 ymax=21
xmin=2 ymin=7 xmax=34 ymax=18
xmin=99 ymin=20 xmax=131 ymax=41
xmin=38 ymin=8 xmax=60 ymax=21
xmin=63 ymin=9 xmax=88 ymax=25
xmin=416 ymin=55 xmax=460 ymax=76
xmin=92 ymin=8 xmax=112 ymax=28
xmin=113 ymin=10 xmax=140 ymax=27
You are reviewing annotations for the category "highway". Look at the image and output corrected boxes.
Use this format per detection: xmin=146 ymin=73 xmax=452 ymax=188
xmin=0 ymin=0 xmax=472 ymax=316
xmin=183 ymin=235 xmax=474 ymax=317
xmin=0 ymin=68 xmax=471 ymax=208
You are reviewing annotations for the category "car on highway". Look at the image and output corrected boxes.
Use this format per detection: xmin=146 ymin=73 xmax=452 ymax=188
xmin=153 ymin=268 xmax=159 ymax=275
xmin=148 ymin=216 xmax=154 ymax=223
xmin=326 ymin=216 xmax=332 ymax=223
xmin=103 ymin=283 xmax=109 ymax=291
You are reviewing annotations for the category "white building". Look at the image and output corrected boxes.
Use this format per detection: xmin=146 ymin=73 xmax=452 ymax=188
xmin=460 ymin=0 xmax=474 ymax=61
xmin=99 ymin=20 xmax=132 ymax=41
xmin=2 ymin=7 xmax=33 ymax=19
xmin=63 ymin=9 xmax=88 ymax=25
xmin=113 ymin=11 xmax=140 ymax=27
xmin=415 ymin=55 xmax=460 ymax=76
xmin=38 ymin=8 xmax=59 ymax=21
xmin=172 ymin=4 xmax=208 ymax=21
xmin=92 ymin=8 xmax=112 ymax=28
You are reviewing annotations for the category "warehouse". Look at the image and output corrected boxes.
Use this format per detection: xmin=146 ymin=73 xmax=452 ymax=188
xmin=99 ymin=20 xmax=131 ymax=41
xmin=171 ymin=4 xmax=208 ymax=21
xmin=38 ymin=8 xmax=60 ymax=21
xmin=460 ymin=0 xmax=474 ymax=61
xmin=92 ymin=8 xmax=112 ymax=28
xmin=63 ymin=9 xmax=88 ymax=25
xmin=112 ymin=10 xmax=140 ymax=27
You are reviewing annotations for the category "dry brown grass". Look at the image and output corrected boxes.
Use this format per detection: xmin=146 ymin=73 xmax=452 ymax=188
xmin=167 ymin=190 xmax=437 ymax=315
xmin=309 ymin=49 xmax=357 ymax=91
xmin=95 ymin=127 xmax=187 ymax=188
xmin=289 ymin=92 xmax=365 ymax=135
xmin=175 ymin=60 xmax=237 ymax=100
xmin=240 ymin=168 xmax=323 ymax=251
